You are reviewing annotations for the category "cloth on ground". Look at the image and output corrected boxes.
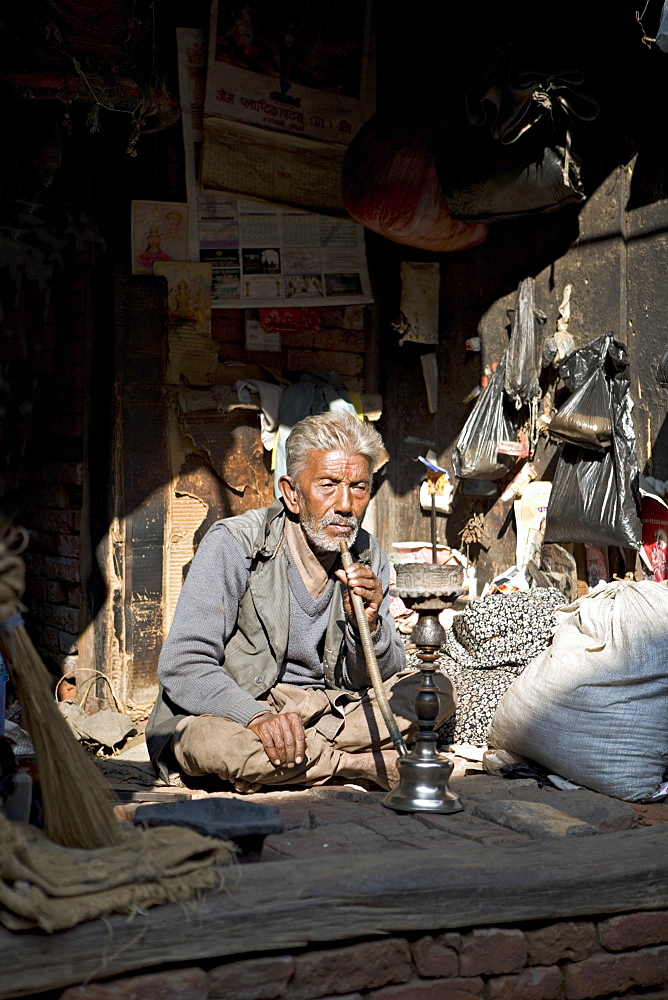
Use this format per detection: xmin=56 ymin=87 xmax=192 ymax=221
xmin=0 ymin=811 xmax=236 ymax=933
xmin=437 ymin=657 xmax=519 ymax=748
xmin=445 ymin=588 xmax=565 ymax=671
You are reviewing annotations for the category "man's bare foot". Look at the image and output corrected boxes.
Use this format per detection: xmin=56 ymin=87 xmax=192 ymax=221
xmin=224 ymin=777 xmax=261 ymax=793
xmin=338 ymin=750 xmax=400 ymax=790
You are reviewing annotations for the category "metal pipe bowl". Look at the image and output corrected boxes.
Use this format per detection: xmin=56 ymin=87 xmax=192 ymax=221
xmin=391 ymin=562 xmax=464 ymax=608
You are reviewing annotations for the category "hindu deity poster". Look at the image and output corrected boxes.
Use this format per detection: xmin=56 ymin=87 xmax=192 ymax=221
xmin=131 ymin=201 xmax=190 ymax=275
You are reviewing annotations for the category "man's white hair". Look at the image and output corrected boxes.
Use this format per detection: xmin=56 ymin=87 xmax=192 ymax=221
xmin=285 ymin=410 xmax=384 ymax=481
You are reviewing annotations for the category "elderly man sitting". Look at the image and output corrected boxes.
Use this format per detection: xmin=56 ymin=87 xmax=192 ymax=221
xmin=147 ymin=411 xmax=454 ymax=791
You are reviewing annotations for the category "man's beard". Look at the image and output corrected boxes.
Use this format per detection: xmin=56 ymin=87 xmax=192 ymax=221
xmin=298 ymin=507 xmax=361 ymax=554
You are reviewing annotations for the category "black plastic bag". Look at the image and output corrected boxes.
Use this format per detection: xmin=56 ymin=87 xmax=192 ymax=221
xmin=548 ymin=368 xmax=612 ymax=450
xmin=504 ymin=277 xmax=545 ymax=407
xmin=436 ymin=55 xmax=598 ymax=222
xmin=544 ymin=335 xmax=641 ymax=549
xmin=436 ymin=47 xmax=594 ymax=222
xmin=656 ymin=343 xmax=668 ymax=385
xmin=438 ymin=132 xmax=584 ymax=223
xmin=452 ymin=356 xmax=519 ymax=480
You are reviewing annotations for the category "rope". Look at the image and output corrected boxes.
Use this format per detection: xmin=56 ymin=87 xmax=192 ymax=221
xmin=74 ymin=672 xmax=125 ymax=714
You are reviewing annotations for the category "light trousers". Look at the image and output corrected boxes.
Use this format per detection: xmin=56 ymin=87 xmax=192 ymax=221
xmin=173 ymin=670 xmax=456 ymax=787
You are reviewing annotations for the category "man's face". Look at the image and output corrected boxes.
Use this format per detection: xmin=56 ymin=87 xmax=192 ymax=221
xmin=280 ymin=449 xmax=372 ymax=553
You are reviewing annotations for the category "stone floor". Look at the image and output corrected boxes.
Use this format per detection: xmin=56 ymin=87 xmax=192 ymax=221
xmin=101 ymin=738 xmax=667 ymax=860
xmin=5 ymin=744 xmax=668 ymax=1000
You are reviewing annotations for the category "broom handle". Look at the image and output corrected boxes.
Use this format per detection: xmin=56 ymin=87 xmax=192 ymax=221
xmin=339 ymin=542 xmax=407 ymax=756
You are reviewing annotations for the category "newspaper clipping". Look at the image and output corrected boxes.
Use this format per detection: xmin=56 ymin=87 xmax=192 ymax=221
xmin=177 ymin=24 xmax=373 ymax=308
xmin=200 ymin=194 xmax=371 ymax=308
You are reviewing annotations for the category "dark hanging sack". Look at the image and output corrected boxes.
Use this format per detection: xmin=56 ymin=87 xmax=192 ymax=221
xmin=656 ymin=343 xmax=668 ymax=385
xmin=452 ymin=356 xmax=519 ymax=480
xmin=504 ymin=277 xmax=545 ymax=407
xmin=548 ymin=367 xmax=612 ymax=450
xmin=544 ymin=335 xmax=641 ymax=549
xmin=435 ymin=47 xmax=596 ymax=222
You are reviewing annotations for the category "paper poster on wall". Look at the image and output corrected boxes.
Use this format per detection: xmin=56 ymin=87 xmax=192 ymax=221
xmin=131 ymin=201 xmax=190 ymax=275
xmin=204 ymin=0 xmax=374 ymax=144
xmin=394 ymin=262 xmax=440 ymax=345
xmin=175 ymin=27 xmax=373 ymax=307
xmin=153 ymin=262 xmax=218 ymax=386
xmin=200 ymin=117 xmax=348 ymax=216
xmin=641 ymin=493 xmax=668 ymax=582
xmin=176 ymin=27 xmax=206 ymax=260
xmin=584 ymin=546 xmax=609 ymax=590
xmin=199 ymin=194 xmax=372 ymax=308
xmin=199 ymin=1 xmax=375 ymax=215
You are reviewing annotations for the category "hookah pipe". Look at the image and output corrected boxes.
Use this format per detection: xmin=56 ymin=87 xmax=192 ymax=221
xmin=338 ymin=541 xmax=407 ymax=757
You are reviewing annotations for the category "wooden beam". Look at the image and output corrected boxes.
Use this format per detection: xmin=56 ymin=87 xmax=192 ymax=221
xmin=2 ymin=827 xmax=668 ymax=997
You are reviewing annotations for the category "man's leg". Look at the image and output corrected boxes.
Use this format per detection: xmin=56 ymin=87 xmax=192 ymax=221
xmin=172 ymin=671 xmax=455 ymax=790
xmin=327 ymin=669 xmax=456 ymax=788
xmin=171 ymin=686 xmax=378 ymax=788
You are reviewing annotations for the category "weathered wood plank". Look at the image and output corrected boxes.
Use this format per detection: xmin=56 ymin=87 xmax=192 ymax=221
xmin=2 ymin=827 xmax=668 ymax=998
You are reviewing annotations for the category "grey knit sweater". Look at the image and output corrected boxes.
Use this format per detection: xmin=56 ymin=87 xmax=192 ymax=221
xmin=158 ymin=524 xmax=405 ymax=727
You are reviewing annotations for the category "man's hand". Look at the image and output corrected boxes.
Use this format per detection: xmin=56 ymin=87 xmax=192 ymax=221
xmin=335 ymin=561 xmax=383 ymax=631
xmin=247 ymin=712 xmax=306 ymax=767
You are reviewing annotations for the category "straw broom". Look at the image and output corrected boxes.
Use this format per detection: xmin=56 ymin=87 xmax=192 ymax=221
xmin=0 ymin=520 xmax=121 ymax=848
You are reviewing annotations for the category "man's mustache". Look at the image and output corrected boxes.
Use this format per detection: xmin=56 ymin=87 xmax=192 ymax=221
xmin=320 ymin=514 xmax=359 ymax=529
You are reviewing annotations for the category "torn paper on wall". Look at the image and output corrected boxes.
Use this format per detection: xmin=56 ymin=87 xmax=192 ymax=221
xmin=165 ymin=491 xmax=209 ymax=633
xmin=153 ymin=262 xmax=218 ymax=385
xmin=393 ymin=262 xmax=440 ymax=345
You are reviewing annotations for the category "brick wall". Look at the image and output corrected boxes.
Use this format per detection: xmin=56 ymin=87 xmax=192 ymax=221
xmin=1 ymin=232 xmax=93 ymax=687
xmin=54 ymin=909 xmax=668 ymax=1000
xmin=19 ymin=268 xmax=90 ymax=682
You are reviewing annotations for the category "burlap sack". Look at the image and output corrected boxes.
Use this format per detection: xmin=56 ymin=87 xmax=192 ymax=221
xmin=489 ymin=580 xmax=668 ymax=801
xmin=0 ymin=812 xmax=237 ymax=932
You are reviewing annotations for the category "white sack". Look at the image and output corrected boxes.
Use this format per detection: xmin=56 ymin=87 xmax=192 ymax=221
xmin=488 ymin=580 xmax=668 ymax=800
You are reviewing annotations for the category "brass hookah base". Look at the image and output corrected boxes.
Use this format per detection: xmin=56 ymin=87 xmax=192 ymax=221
xmin=383 ymin=578 xmax=464 ymax=815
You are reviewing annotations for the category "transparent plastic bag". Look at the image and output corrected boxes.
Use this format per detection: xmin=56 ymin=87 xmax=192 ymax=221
xmin=452 ymin=356 xmax=519 ymax=480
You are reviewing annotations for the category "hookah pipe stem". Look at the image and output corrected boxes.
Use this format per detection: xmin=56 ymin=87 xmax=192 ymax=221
xmin=339 ymin=542 xmax=407 ymax=756
xmin=431 ymin=492 xmax=437 ymax=564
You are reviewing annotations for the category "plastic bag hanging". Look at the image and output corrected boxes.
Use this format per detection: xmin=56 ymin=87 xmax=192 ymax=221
xmin=656 ymin=343 xmax=668 ymax=385
xmin=544 ymin=335 xmax=641 ymax=549
xmin=435 ymin=46 xmax=595 ymax=222
xmin=504 ymin=277 xmax=544 ymax=407
xmin=548 ymin=368 xmax=612 ymax=450
xmin=452 ymin=355 xmax=520 ymax=481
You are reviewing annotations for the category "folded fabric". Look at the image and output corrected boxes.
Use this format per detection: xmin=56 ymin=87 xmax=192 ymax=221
xmin=0 ymin=813 xmax=236 ymax=932
xmin=445 ymin=587 xmax=564 ymax=671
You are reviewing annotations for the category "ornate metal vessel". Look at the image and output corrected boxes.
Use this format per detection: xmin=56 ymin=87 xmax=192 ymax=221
xmin=383 ymin=562 xmax=464 ymax=814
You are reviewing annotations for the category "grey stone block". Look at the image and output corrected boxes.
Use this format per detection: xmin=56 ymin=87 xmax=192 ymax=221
xmin=471 ymin=799 xmax=599 ymax=839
